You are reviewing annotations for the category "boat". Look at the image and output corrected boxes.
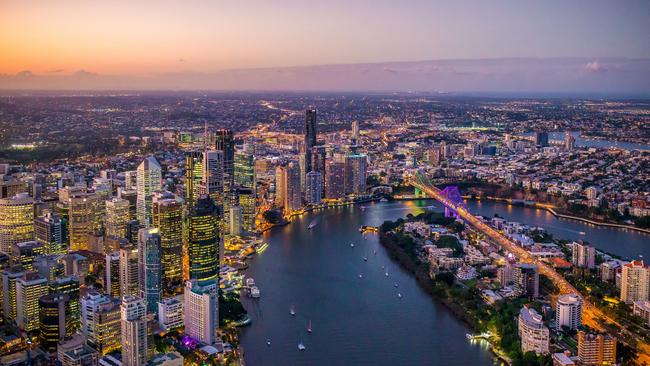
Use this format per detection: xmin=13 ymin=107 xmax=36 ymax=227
xmin=394 ymin=283 xmax=398 ymax=288
xmin=267 ymin=339 xmax=271 ymax=346
xmin=380 ymin=198 xmax=388 ymax=202
xmin=290 ymin=305 xmax=296 ymax=316
xmin=359 ymin=274 xmax=363 ymax=278
xmin=579 ymin=231 xmax=586 ymax=235
xmin=245 ymin=278 xmax=255 ymax=288
xmin=350 ymin=243 xmax=355 ymax=248
xmin=298 ymin=342 xmax=306 ymax=351
xmin=360 ymin=206 xmax=366 ymax=211
xmin=381 ymin=265 xmax=385 ymax=270
xmin=398 ymin=293 xmax=402 ymax=298
xmin=373 ymin=250 xmax=377 ymax=255
xmin=249 ymin=286 xmax=260 ymax=298
xmin=308 ymin=221 xmax=318 ymax=230
xmin=307 ymin=320 xmax=312 ymax=333
xmin=385 ymin=272 xmax=389 ymax=277
xmin=363 ymin=256 xmax=368 ymax=261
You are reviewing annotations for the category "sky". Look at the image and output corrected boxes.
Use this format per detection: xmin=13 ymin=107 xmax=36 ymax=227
xmin=1 ymin=0 xmax=649 ymax=92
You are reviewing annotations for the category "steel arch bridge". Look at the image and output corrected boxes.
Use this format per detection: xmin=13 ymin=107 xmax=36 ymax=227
xmin=410 ymin=171 xmax=466 ymax=218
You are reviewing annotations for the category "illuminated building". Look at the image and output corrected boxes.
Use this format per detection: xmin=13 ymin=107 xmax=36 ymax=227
xmin=305 ymin=171 xmax=322 ymax=205
xmin=152 ymin=192 xmax=183 ymax=289
xmin=188 ymin=196 xmax=219 ymax=282
xmin=158 ymin=297 xmax=183 ymax=332
xmin=284 ymin=161 xmax=302 ymax=213
xmin=555 ymin=293 xmax=582 ymax=330
xmin=238 ymin=187 xmax=256 ymax=232
xmin=344 ymin=154 xmax=367 ymax=195
xmin=105 ymin=198 xmax=131 ymax=239
xmin=0 ymin=179 xmax=28 ymax=199
xmin=620 ymin=260 xmax=649 ymax=304
xmin=10 ymin=240 xmax=44 ymax=270
xmin=118 ymin=188 xmax=138 ymax=220
xmin=105 ymin=252 xmax=121 ymax=298
xmin=58 ymin=339 xmax=100 ymax=366
xmin=564 ymin=132 xmax=576 ymax=151
xmin=304 ymin=109 xmax=317 ymax=173
xmin=184 ymin=279 xmax=218 ymax=345
xmin=138 ymin=228 xmax=162 ymax=314
xmin=229 ymin=205 xmax=242 ymax=236
xmin=120 ymin=245 xmax=140 ymax=297
xmin=50 ymin=275 xmax=81 ymax=329
xmin=34 ymin=255 xmax=65 ymax=282
xmin=136 ymin=156 xmax=162 ymax=228
xmin=59 ymin=187 xmax=101 ymax=251
xmin=633 ymin=300 xmax=650 ymax=326
xmin=0 ymin=193 xmax=34 ymax=254
xmin=577 ymin=331 xmax=616 ymax=365
xmin=351 ymin=121 xmax=360 ymax=142
xmin=39 ymin=293 xmax=71 ymax=352
xmin=572 ymin=241 xmax=596 ymax=269
xmin=34 ymin=211 xmax=66 ymax=255
xmin=201 ymin=150 xmax=224 ymax=204
xmin=121 ymin=296 xmax=148 ymax=366
xmin=124 ymin=170 xmax=138 ymax=191
xmin=214 ymin=129 xmax=234 ymax=187
xmin=185 ymin=151 xmax=204 ymax=209
xmin=234 ymin=151 xmax=255 ymax=189
xmin=514 ymin=263 xmax=539 ymax=298
xmin=311 ymin=145 xmax=327 ymax=177
xmin=325 ymin=160 xmax=345 ymax=199
xmin=518 ymin=306 xmax=549 ymax=355
xmin=81 ymin=291 xmax=121 ymax=355
xmin=1 ymin=266 xmax=25 ymax=324
xmin=535 ymin=131 xmax=549 ymax=147
xmin=274 ymin=166 xmax=287 ymax=208
xmin=16 ymin=272 xmax=49 ymax=332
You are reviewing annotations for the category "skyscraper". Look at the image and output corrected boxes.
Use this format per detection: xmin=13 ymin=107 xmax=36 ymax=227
xmin=284 ymin=161 xmax=302 ymax=213
xmin=234 ymin=151 xmax=256 ymax=189
xmin=152 ymin=192 xmax=183 ymax=290
xmin=138 ymin=228 xmax=162 ymax=314
xmin=59 ymin=187 xmax=101 ymax=251
xmin=572 ymin=241 xmax=596 ymax=269
xmin=535 ymin=131 xmax=549 ymax=147
xmin=311 ymin=145 xmax=327 ymax=178
xmin=105 ymin=251 xmax=121 ymax=298
xmin=351 ymin=121 xmax=360 ymax=142
xmin=304 ymin=109 xmax=317 ymax=173
xmin=215 ymin=129 xmax=235 ymax=187
xmin=201 ymin=150 xmax=224 ymax=204
xmin=105 ymin=197 xmax=131 ymax=239
xmin=34 ymin=211 xmax=66 ymax=255
xmin=577 ymin=332 xmax=616 ymax=365
xmin=81 ymin=291 xmax=121 ymax=355
xmin=0 ymin=193 xmax=34 ymax=254
xmin=119 ymin=245 xmax=140 ymax=297
xmin=136 ymin=156 xmax=162 ymax=227
xmin=620 ymin=260 xmax=649 ymax=304
xmin=344 ymin=154 xmax=367 ymax=195
xmin=514 ymin=263 xmax=539 ymax=298
xmin=188 ymin=196 xmax=219 ymax=282
xmin=184 ymin=279 xmax=219 ymax=345
xmin=305 ymin=171 xmax=322 ymax=205
xmin=185 ymin=151 xmax=204 ymax=209
xmin=121 ymin=296 xmax=148 ymax=366
xmin=238 ymin=187 xmax=256 ymax=232
xmin=518 ymin=306 xmax=550 ymax=355
xmin=1 ymin=267 xmax=25 ymax=324
xmin=39 ymin=293 xmax=71 ymax=352
xmin=564 ymin=132 xmax=576 ymax=151
xmin=556 ymin=293 xmax=583 ymax=330
xmin=49 ymin=275 xmax=81 ymax=328
xmin=16 ymin=272 xmax=49 ymax=332
xmin=325 ymin=160 xmax=345 ymax=199
xmin=229 ymin=205 xmax=242 ymax=237
xmin=275 ymin=166 xmax=287 ymax=208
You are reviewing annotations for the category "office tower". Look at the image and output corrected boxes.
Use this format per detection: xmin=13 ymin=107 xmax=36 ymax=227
xmin=105 ymin=252 xmax=121 ymax=298
xmin=157 ymin=297 xmax=183 ymax=331
xmin=105 ymin=197 xmax=131 ymax=239
xmin=577 ymin=332 xmax=616 ymax=365
xmin=599 ymin=261 xmax=621 ymax=283
xmin=518 ymin=306 xmax=549 ymax=355
xmin=304 ymin=109 xmax=317 ymax=173
xmin=138 ymin=228 xmax=162 ymax=314
xmin=124 ymin=171 xmax=138 ymax=191
xmin=81 ymin=292 xmax=121 ymax=355
xmin=59 ymin=343 xmax=99 ymax=366
xmin=0 ymin=193 xmax=34 ymax=254
xmin=535 ymin=131 xmax=549 ymax=147
xmin=185 ymin=151 xmax=204 ymax=209
xmin=284 ymin=161 xmax=302 ymax=213
xmin=39 ymin=293 xmax=71 ymax=352
xmin=229 ymin=205 xmax=242 ymax=236
xmin=120 ymin=245 xmax=140 ymax=297
xmin=572 ymin=241 xmax=596 ymax=269
xmin=10 ymin=240 xmax=44 ymax=270
xmin=238 ymin=187 xmax=256 ymax=232
xmin=351 ymin=121 xmax=360 ymax=142
xmin=344 ymin=154 xmax=367 ymax=195
xmin=620 ymin=260 xmax=649 ymax=304
xmin=556 ymin=293 xmax=583 ymax=330
xmin=325 ymin=160 xmax=345 ymax=199
xmin=118 ymin=188 xmax=138 ymax=220
xmin=564 ymin=132 xmax=576 ymax=151
xmin=275 ymin=166 xmax=287 ymax=208
xmin=184 ymin=279 xmax=218 ymax=345
xmin=60 ymin=187 xmax=101 ymax=251
xmin=497 ymin=265 xmax=515 ymax=286
xmin=633 ymin=301 xmax=650 ymax=326
xmin=215 ymin=129 xmax=235 ymax=186
xmin=202 ymin=150 xmax=225 ymax=204
xmin=152 ymin=192 xmax=183 ymax=289
xmin=34 ymin=255 xmax=65 ymax=282
xmin=16 ymin=272 xmax=49 ymax=332
xmin=121 ymin=296 xmax=148 ymax=366
xmin=311 ymin=145 xmax=327 ymax=177
xmin=0 ymin=179 xmax=28 ymax=198
xmin=234 ymin=151 xmax=255 ymax=189
xmin=1 ymin=267 xmax=25 ymax=324
xmin=305 ymin=171 xmax=322 ymax=205
xmin=136 ymin=156 xmax=162 ymax=227
xmin=514 ymin=263 xmax=539 ymax=298
xmin=298 ymin=153 xmax=307 ymax=194
xmin=34 ymin=211 xmax=66 ymax=255
xmin=49 ymin=275 xmax=81 ymax=329
xmin=126 ymin=220 xmax=142 ymax=244
xmin=188 ymin=196 xmax=219 ymax=282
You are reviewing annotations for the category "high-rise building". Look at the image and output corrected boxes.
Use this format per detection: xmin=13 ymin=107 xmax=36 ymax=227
xmin=514 ymin=263 xmax=539 ymax=298
xmin=564 ymin=132 xmax=576 ymax=151
xmin=284 ymin=161 xmax=302 ymax=213
xmin=188 ymin=196 xmax=219 ymax=282
xmin=136 ymin=156 xmax=162 ymax=227
xmin=344 ymin=154 xmax=367 ymax=195
xmin=39 ymin=293 xmax=71 ymax=352
xmin=274 ymin=166 xmax=287 ymax=208
xmin=577 ymin=331 xmax=616 ymax=366
xmin=184 ymin=279 xmax=218 ymax=345
xmin=118 ymin=188 xmax=138 ymax=220
xmin=620 ymin=260 xmax=649 ymax=304
xmin=138 ymin=228 xmax=162 ymax=314
xmin=121 ymin=296 xmax=148 ymax=366
xmin=58 ymin=342 xmax=99 ymax=366
xmin=16 ymin=272 xmax=49 ymax=332
xmin=120 ymin=245 xmax=140 ymax=297
xmin=81 ymin=292 xmax=121 ymax=355
xmin=305 ymin=171 xmax=322 ymax=205
xmin=201 ymin=150 xmax=224 ymax=205
xmin=229 ymin=205 xmax=242 ymax=236
xmin=556 ymin=293 xmax=582 ymax=330
xmin=0 ymin=193 xmax=34 ymax=254
xmin=105 ymin=252 xmax=121 ymax=298
xmin=214 ymin=129 xmax=235 ymax=187
xmin=158 ymin=297 xmax=183 ymax=332
xmin=351 ymin=121 xmax=360 ymax=142
xmin=238 ymin=187 xmax=256 ymax=232
xmin=633 ymin=300 xmax=650 ymax=326
xmin=105 ymin=197 xmax=131 ymax=239
xmin=49 ymin=275 xmax=81 ymax=329
xmin=10 ymin=240 xmax=44 ymax=270
xmin=185 ymin=151 xmax=204 ymax=209
xmin=124 ymin=171 xmax=138 ymax=191
xmin=518 ymin=306 xmax=549 ymax=355
xmin=34 ymin=211 xmax=66 ymax=255
xmin=234 ymin=151 xmax=256 ymax=189
xmin=325 ymin=160 xmax=345 ymax=199
xmin=152 ymin=192 xmax=183 ymax=289
xmin=311 ymin=146 xmax=327 ymax=178
xmin=572 ymin=241 xmax=596 ymax=269
xmin=59 ymin=187 xmax=101 ymax=251
xmin=1 ymin=267 xmax=25 ymax=324
xmin=535 ymin=131 xmax=549 ymax=147
xmin=304 ymin=109 xmax=317 ymax=173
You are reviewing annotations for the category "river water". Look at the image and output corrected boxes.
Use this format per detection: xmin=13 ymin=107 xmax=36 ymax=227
xmin=239 ymin=199 xmax=649 ymax=365
xmin=522 ymin=131 xmax=650 ymax=151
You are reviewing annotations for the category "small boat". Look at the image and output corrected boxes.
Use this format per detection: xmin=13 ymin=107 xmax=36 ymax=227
xmin=380 ymin=198 xmax=388 ymax=202
xmin=385 ymin=272 xmax=389 ymax=277
xmin=398 ymin=293 xmax=402 ymax=298
xmin=394 ymin=283 xmax=398 ymax=288
xmin=579 ymin=231 xmax=586 ymax=235
xmin=298 ymin=342 xmax=306 ymax=351
xmin=267 ymin=339 xmax=271 ymax=346
xmin=307 ymin=320 xmax=312 ymax=333
xmin=360 ymin=206 xmax=366 ymax=210
xmin=363 ymin=257 xmax=368 ymax=261
xmin=359 ymin=274 xmax=363 ymax=278
xmin=350 ymin=243 xmax=355 ymax=248
xmin=381 ymin=265 xmax=385 ymax=270
xmin=308 ymin=221 xmax=318 ymax=230
xmin=373 ymin=250 xmax=377 ymax=255
xmin=290 ymin=305 xmax=296 ymax=316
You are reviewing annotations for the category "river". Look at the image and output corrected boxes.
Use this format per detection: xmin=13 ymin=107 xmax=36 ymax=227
xmin=239 ymin=199 xmax=649 ymax=365
xmin=522 ymin=131 xmax=650 ymax=151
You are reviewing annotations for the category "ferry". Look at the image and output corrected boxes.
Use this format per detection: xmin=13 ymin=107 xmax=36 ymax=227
xmin=363 ymin=256 xmax=368 ymax=261
xmin=579 ymin=231 xmax=586 ymax=235
xmin=249 ymin=286 xmax=260 ymax=298
xmin=298 ymin=342 xmax=306 ymax=351
xmin=380 ymin=198 xmax=388 ymax=202
xmin=308 ymin=221 xmax=318 ymax=230
xmin=256 ymin=243 xmax=269 ymax=254
xmin=350 ymin=243 xmax=355 ymax=248
xmin=245 ymin=278 xmax=256 ymax=288
xmin=398 ymin=293 xmax=402 ymax=298
xmin=307 ymin=320 xmax=312 ymax=333
xmin=290 ymin=305 xmax=296 ymax=316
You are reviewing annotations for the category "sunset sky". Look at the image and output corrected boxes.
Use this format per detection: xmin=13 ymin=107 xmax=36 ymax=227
xmin=2 ymin=0 xmax=649 ymax=75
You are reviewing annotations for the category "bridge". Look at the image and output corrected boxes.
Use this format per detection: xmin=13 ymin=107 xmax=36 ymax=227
xmin=408 ymin=171 xmax=650 ymax=362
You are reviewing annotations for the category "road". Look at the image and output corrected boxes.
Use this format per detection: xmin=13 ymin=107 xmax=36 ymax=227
xmin=409 ymin=174 xmax=650 ymax=363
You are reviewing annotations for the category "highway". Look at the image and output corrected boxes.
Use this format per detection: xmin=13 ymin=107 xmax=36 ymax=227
xmin=409 ymin=174 xmax=650 ymax=363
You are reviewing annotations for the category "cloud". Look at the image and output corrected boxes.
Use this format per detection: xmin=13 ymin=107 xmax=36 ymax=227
xmin=47 ymin=69 xmax=65 ymax=74
xmin=74 ymin=69 xmax=98 ymax=77
xmin=585 ymin=60 xmax=605 ymax=73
